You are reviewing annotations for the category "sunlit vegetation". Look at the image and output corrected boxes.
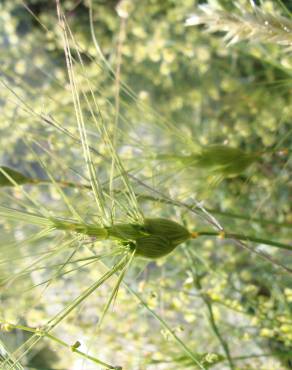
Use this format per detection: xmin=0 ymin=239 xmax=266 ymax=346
xmin=0 ymin=1 xmax=291 ymax=369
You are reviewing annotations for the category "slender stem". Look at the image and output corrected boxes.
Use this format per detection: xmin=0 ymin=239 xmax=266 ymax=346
xmin=184 ymin=249 xmax=235 ymax=370
xmin=6 ymin=171 xmax=291 ymax=229
xmin=125 ymin=286 xmax=206 ymax=370
xmin=0 ymin=323 xmax=116 ymax=369
xmin=51 ymin=218 xmax=108 ymax=238
xmin=2 ymin=205 xmax=290 ymax=252
xmin=232 ymin=351 xmax=292 ymax=361
xmin=56 ymin=218 xmax=291 ymax=256
xmin=47 ymin=255 xmax=128 ymax=329
xmin=204 ymin=208 xmax=292 ymax=229
xmin=46 ymin=334 xmax=118 ymax=369
xmin=204 ymin=301 xmax=234 ymax=369
xmin=195 ymin=231 xmax=292 ymax=251
xmin=134 ymin=193 xmax=292 ymax=229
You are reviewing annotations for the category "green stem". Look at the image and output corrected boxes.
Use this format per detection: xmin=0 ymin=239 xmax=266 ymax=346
xmin=125 ymin=286 xmax=206 ymax=370
xmin=2 ymin=206 xmax=290 ymax=252
xmin=3 ymin=166 xmax=291 ymax=229
xmin=51 ymin=218 xmax=108 ymax=238
xmin=196 ymin=231 xmax=292 ymax=251
xmin=40 ymin=179 xmax=91 ymax=189
xmin=0 ymin=323 xmax=116 ymax=369
xmin=204 ymin=208 xmax=292 ymax=229
xmin=46 ymin=334 xmax=118 ymax=369
xmin=47 ymin=256 xmax=128 ymax=329
xmin=204 ymin=300 xmax=234 ymax=369
xmin=184 ymin=249 xmax=235 ymax=370
xmin=135 ymin=193 xmax=292 ymax=229
xmin=232 ymin=351 xmax=292 ymax=361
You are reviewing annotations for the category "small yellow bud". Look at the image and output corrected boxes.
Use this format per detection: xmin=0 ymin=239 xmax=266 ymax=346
xmin=1 ymin=323 xmax=13 ymax=332
xmin=205 ymin=353 xmax=219 ymax=363
xmin=71 ymin=341 xmax=81 ymax=351
xmin=218 ymin=231 xmax=225 ymax=239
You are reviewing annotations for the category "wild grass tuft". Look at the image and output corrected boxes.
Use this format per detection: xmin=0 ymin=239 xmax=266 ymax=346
xmin=186 ymin=1 xmax=292 ymax=49
xmin=0 ymin=0 xmax=291 ymax=369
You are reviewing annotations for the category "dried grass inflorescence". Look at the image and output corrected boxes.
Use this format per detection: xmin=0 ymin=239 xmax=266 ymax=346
xmin=185 ymin=3 xmax=292 ymax=49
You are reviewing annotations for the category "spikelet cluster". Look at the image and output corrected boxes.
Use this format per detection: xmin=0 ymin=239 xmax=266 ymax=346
xmin=186 ymin=2 xmax=292 ymax=50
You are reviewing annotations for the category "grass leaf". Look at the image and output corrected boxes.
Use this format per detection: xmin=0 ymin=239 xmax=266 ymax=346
xmin=0 ymin=166 xmax=36 ymax=187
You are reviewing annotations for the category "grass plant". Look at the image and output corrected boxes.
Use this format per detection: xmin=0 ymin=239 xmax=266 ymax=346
xmin=0 ymin=0 xmax=291 ymax=369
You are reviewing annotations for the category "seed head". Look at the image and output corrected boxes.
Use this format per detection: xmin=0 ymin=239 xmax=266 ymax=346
xmin=135 ymin=235 xmax=173 ymax=258
xmin=191 ymin=145 xmax=259 ymax=178
xmin=143 ymin=218 xmax=191 ymax=246
xmin=135 ymin=218 xmax=191 ymax=259
xmin=157 ymin=145 xmax=259 ymax=179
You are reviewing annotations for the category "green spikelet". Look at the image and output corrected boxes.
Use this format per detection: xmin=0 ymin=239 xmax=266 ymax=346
xmin=157 ymin=145 xmax=259 ymax=179
xmin=143 ymin=218 xmax=191 ymax=246
xmin=49 ymin=217 xmax=191 ymax=259
xmin=134 ymin=218 xmax=191 ymax=259
xmin=135 ymin=235 xmax=173 ymax=258
xmin=193 ymin=145 xmax=259 ymax=177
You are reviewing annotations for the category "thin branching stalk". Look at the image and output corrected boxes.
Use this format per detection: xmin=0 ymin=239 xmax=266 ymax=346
xmin=194 ymin=231 xmax=292 ymax=252
xmin=125 ymin=286 xmax=207 ymax=370
xmin=184 ymin=249 xmax=235 ymax=370
xmin=0 ymin=322 xmax=117 ymax=369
